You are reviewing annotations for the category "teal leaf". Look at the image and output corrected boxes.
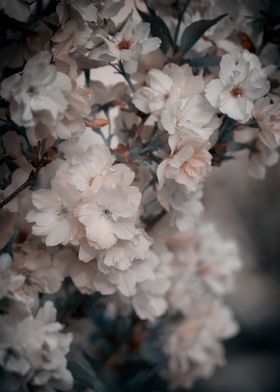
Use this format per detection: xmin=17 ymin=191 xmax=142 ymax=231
xmin=68 ymin=354 xmax=107 ymax=392
xmin=180 ymin=13 xmax=227 ymax=55
xmin=185 ymin=55 xmax=221 ymax=67
xmin=0 ymin=229 xmax=19 ymax=257
xmin=136 ymin=7 xmax=173 ymax=54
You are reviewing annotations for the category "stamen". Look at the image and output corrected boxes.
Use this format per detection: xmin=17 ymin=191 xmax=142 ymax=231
xmin=230 ymin=85 xmax=244 ymax=98
xmin=117 ymin=39 xmax=132 ymax=50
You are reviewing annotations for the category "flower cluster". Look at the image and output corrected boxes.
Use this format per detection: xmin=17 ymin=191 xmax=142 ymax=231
xmin=0 ymin=0 xmax=279 ymax=391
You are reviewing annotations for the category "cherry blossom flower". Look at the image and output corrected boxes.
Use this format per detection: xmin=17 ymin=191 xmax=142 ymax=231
xmin=75 ymin=183 xmax=141 ymax=250
xmin=91 ymin=16 xmax=161 ymax=74
xmin=234 ymin=127 xmax=279 ymax=179
xmin=12 ymin=240 xmax=65 ymax=305
xmin=254 ymin=97 xmax=280 ymax=148
xmin=67 ymin=144 xmax=115 ymax=192
xmin=100 ymin=231 xmax=151 ymax=271
xmin=165 ymin=223 xmax=241 ymax=315
xmin=158 ymin=183 xmax=204 ymax=231
xmin=0 ymin=301 xmax=73 ymax=391
xmin=26 ymin=182 xmax=82 ymax=247
xmin=157 ymin=139 xmax=212 ymax=192
xmin=161 ymin=87 xmax=220 ymax=151
xmin=248 ymin=139 xmax=279 ymax=180
xmin=164 ymin=299 xmax=238 ymax=388
xmin=132 ymin=243 xmax=172 ymax=321
xmin=1 ymin=51 xmax=71 ymax=128
xmin=133 ymin=64 xmax=205 ymax=123
xmin=205 ymin=50 xmax=270 ymax=122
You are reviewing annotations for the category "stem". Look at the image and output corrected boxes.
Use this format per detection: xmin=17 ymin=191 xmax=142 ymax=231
xmin=110 ymin=62 xmax=135 ymax=93
xmin=0 ymin=173 xmax=34 ymax=210
xmin=122 ymin=70 xmax=135 ymax=93
xmin=104 ymin=108 xmax=112 ymax=147
xmin=173 ymin=17 xmax=182 ymax=54
xmin=92 ymin=127 xmax=108 ymax=146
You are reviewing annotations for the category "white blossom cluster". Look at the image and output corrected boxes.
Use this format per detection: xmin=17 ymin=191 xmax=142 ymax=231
xmin=0 ymin=0 xmax=279 ymax=390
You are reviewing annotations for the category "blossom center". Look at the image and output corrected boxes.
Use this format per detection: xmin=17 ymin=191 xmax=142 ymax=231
xmin=57 ymin=205 xmax=69 ymax=217
xmin=117 ymin=39 xmax=133 ymax=50
xmin=230 ymin=85 xmax=244 ymax=98
xmin=101 ymin=208 xmax=112 ymax=219
xmin=163 ymin=92 xmax=170 ymax=101
xmin=27 ymin=86 xmax=38 ymax=95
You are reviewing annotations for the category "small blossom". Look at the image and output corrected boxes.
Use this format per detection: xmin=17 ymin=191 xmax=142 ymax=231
xmin=254 ymin=97 xmax=280 ymax=148
xmin=0 ymin=301 xmax=73 ymax=391
xmin=161 ymin=87 xmax=219 ymax=151
xmin=133 ymin=64 xmax=204 ymax=123
xmin=164 ymin=299 xmax=238 ymax=388
xmin=1 ymin=51 xmax=71 ymax=128
xmin=248 ymin=139 xmax=279 ymax=180
xmin=205 ymin=50 xmax=270 ymax=122
xmin=75 ymin=183 xmax=141 ymax=249
xmin=26 ymin=182 xmax=82 ymax=247
xmin=157 ymin=139 xmax=212 ymax=192
xmin=91 ymin=16 xmax=161 ymax=74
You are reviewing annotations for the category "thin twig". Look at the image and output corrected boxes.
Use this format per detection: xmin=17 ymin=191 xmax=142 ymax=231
xmin=0 ymin=171 xmax=36 ymax=210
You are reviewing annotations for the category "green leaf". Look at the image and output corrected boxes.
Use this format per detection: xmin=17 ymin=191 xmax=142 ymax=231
xmin=68 ymin=355 xmax=107 ymax=392
xmin=0 ymin=229 xmax=19 ymax=257
xmin=136 ymin=7 xmax=173 ymax=54
xmin=180 ymin=13 xmax=227 ymax=55
xmin=176 ymin=0 xmax=192 ymax=18
xmin=185 ymin=55 xmax=221 ymax=67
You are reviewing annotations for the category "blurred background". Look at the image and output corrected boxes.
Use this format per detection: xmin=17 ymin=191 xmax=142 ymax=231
xmin=191 ymin=155 xmax=280 ymax=392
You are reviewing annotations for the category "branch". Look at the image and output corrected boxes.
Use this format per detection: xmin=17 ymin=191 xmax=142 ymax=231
xmin=0 ymin=140 xmax=62 ymax=210
xmin=0 ymin=170 xmax=37 ymax=210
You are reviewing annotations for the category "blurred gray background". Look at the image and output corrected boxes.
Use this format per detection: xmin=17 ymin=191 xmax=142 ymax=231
xmin=192 ymin=154 xmax=280 ymax=392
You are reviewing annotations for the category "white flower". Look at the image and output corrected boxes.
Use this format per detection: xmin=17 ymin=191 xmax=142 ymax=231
xmin=254 ymin=97 xmax=280 ymax=148
xmin=91 ymin=16 xmax=161 ymax=74
xmin=132 ymin=243 xmax=172 ymax=321
xmin=1 ymin=51 xmax=71 ymax=128
xmin=13 ymin=242 xmax=65 ymax=296
xmin=68 ymin=144 xmax=115 ymax=192
xmin=100 ymin=231 xmax=151 ymax=271
xmin=53 ymin=80 xmax=92 ymax=139
xmin=157 ymin=139 xmax=212 ymax=192
xmin=26 ymin=182 xmax=82 ymax=247
xmin=58 ymin=0 xmax=124 ymax=24
xmin=0 ymin=301 xmax=73 ymax=390
xmin=234 ymin=126 xmax=279 ymax=179
xmin=133 ymin=64 xmax=204 ymax=124
xmin=195 ymin=223 xmax=241 ymax=295
xmin=158 ymin=182 xmax=204 ymax=232
xmin=161 ymin=87 xmax=219 ymax=151
xmin=97 ymin=250 xmax=155 ymax=297
xmin=75 ymin=172 xmax=141 ymax=249
xmin=205 ymin=50 xmax=270 ymax=122
xmin=164 ymin=299 xmax=238 ymax=388
xmin=166 ymin=223 xmax=241 ymax=314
